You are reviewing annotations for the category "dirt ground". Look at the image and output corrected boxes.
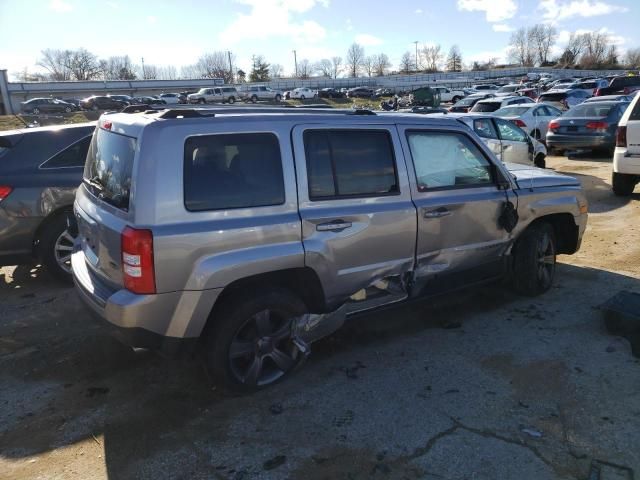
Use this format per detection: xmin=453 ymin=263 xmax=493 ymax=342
xmin=1 ymin=152 xmax=639 ymax=480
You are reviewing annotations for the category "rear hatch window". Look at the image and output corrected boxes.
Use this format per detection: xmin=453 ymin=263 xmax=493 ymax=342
xmin=83 ymin=127 xmax=136 ymax=211
xmin=472 ymin=102 xmax=501 ymax=112
xmin=540 ymin=93 xmax=566 ymax=101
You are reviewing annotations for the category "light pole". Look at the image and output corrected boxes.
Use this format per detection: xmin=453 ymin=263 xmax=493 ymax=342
xmin=292 ymin=49 xmax=298 ymax=78
xmin=141 ymin=57 xmax=146 ymax=79
xmin=413 ymin=41 xmax=419 ymax=72
xmin=227 ymin=51 xmax=233 ymax=83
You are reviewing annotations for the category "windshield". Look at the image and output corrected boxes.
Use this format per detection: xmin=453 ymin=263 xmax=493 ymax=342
xmin=197 ymin=88 xmax=207 ymax=94
xmin=83 ymin=128 xmax=136 ymax=211
xmin=497 ymin=86 xmax=518 ymax=93
xmin=454 ymin=97 xmax=476 ymax=106
xmin=493 ymin=106 xmax=531 ymax=116
xmin=472 ymin=102 xmax=501 ymax=112
xmin=565 ymin=103 xmax=616 ymax=118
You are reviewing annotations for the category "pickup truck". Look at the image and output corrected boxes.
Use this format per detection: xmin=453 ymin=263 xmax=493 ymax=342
xmin=431 ymin=86 xmax=466 ymax=103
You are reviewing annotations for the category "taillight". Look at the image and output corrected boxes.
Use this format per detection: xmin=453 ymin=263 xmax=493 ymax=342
xmin=121 ymin=226 xmax=156 ymax=294
xmin=594 ymin=88 xmax=601 ymax=97
xmin=617 ymin=126 xmax=627 ymax=147
xmin=0 ymin=186 xmax=12 ymax=202
xmin=511 ymin=119 xmax=527 ymax=128
xmin=548 ymin=120 xmax=560 ymax=132
xmin=586 ymin=121 xmax=608 ymax=131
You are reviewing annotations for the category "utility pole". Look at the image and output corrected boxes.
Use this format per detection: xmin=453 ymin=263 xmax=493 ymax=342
xmin=292 ymin=50 xmax=298 ymax=78
xmin=141 ymin=57 xmax=146 ymax=79
xmin=227 ymin=51 xmax=233 ymax=83
xmin=413 ymin=41 xmax=419 ymax=72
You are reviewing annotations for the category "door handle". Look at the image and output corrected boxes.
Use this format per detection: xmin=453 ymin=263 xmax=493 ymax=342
xmin=423 ymin=208 xmax=451 ymax=219
xmin=316 ymin=220 xmax=352 ymax=232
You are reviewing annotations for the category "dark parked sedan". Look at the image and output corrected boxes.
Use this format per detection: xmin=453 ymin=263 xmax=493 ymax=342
xmin=448 ymin=93 xmax=494 ymax=113
xmin=0 ymin=123 xmax=96 ymax=281
xmin=546 ymin=101 xmax=630 ymax=155
xmin=346 ymin=87 xmax=374 ymax=98
xmin=318 ymin=88 xmax=345 ymax=99
xmin=131 ymin=96 xmax=166 ymax=106
xmin=21 ymin=98 xmax=77 ymax=114
xmin=80 ymin=96 xmax=127 ymax=111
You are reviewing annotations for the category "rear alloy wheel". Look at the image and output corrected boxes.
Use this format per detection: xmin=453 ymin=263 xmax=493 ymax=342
xmin=612 ymin=172 xmax=637 ymax=196
xmin=32 ymin=107 xmax=40 ymax=115
xmin=40 ymin=212 xmax=77 ymax=284
xmin=250 ymin=95 xmax=258 ymax=103
xmin=206 ymin=288 xmax=307 ymax=392
xmin=228 ymin=96 xmax=236 ymax=104
xmin=512 ymin=223 xmax=556 ymax=296
xmin=534 ymin=153 xmax=546 ymax=168
xmin=64 ymin=106 xmax=72 ymax=113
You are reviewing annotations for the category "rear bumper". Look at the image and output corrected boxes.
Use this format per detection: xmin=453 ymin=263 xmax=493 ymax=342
xmin=546 ymin=133 xmax=614 ymax=150
xmin=72 ymin=249 xmax=221 ymax=356
xmin=613 ymin=148 xmax=640 ymax=175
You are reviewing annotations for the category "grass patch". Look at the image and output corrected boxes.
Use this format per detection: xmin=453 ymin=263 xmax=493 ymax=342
xmin=0 ymin=112 xmax=96 ymax=132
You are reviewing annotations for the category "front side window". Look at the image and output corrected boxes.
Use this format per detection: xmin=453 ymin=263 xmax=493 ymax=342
xmin=184 ymin=133 xmax=284 ymax=211
xmin=406 ymin=131 xmax=493 ymax=190
xmin=304 ymin=130 xmax=398 ymax=200
xmin=495 ymin=118 xmax=528 ymax=142
xmin=42 ymin=135 xmax=91 ymax=169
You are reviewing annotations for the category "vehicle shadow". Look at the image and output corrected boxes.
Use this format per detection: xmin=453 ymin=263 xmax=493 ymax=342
xmin=1 ymin=263 xmax=638 ymax=479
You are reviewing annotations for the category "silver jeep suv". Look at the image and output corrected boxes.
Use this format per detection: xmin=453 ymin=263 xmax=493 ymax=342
xmin=72 ymin=107 xmax=588 ymax=392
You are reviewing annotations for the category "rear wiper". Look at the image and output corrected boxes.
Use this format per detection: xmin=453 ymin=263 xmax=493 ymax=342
xmin=84 ymin=175 xmax=105 ymax=192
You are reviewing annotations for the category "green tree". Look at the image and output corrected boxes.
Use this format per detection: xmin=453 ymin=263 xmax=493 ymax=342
xmin=249 ymin=55 xmax=270 ymax=82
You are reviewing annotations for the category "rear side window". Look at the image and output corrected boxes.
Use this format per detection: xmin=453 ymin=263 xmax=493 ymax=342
xmin=42 ymin=135 xmax=91 ymax=169
xmin=303 ymin=130 xmax=398 ymax=200
xmin=83 ymin=128 xmax=136 ymax=211
xmin=473 ymin=119 xmax=498 ymax=139
xmin=184 ymin=133 xmax=284 ymax=211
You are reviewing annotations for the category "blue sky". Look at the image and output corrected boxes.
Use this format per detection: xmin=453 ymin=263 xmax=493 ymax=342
xmin=0 ymin=0 xmax=637 ymax=79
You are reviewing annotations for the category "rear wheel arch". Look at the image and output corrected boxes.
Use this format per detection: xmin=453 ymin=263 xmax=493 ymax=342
xmin=32 ymin=206 xmax=75 ymax=257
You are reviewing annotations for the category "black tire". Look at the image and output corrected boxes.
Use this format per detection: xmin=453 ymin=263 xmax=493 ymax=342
xmin=199 ymin=98 xmax=206 ymax=104
xmin=205 ymin=288 xmax=308 ymax=393
xmin=64 ymin=106 xmax=72 ymax=113
xmin=512 ymin=222 xmax=556 ymax=296
xmin=39 ymin=211 xmax=77 ymax=284
xmin=32 ymin=107 xmax=40 ymax=115
xmin=228 ymin=96 xmax=236 ymax=104
xmin=534 ymin=153 xmax=546 ymax=168
xmin=300 ymin=95 xmax=306 ymax=100
xmin=612 ymin=172 xmax=636 ymax=196
xmin=275 ymin=94 xmax=282 ymax=102
xmin=452 ymin=96 xmax=461 ymax=103
xmin=250 ymin=95 xmax=258 ymax=103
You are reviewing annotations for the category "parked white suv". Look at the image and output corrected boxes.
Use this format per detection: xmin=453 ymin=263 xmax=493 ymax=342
xmin=612 ymin=95 xmax=640 ymax=195
xmin=188 ymin=87 xmax=238 ymax=104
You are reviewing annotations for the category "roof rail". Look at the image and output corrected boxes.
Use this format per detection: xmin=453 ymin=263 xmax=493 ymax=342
xmin=158 ymin=109 xmax=216 ymax=119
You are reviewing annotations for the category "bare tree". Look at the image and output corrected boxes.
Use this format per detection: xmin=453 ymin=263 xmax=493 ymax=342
xmin=508 ymin=27 xmax=535 ymax=66
xmin=101 ymin=55 xmax=136 ymax=80
xmin=139 ymin=64 xmax=158 ymax=79
xmin=297 ymin=59 xmax=312 ymax=79
xmin=346 ymin=43 xmax=365 ymax=77
xmin=626 ymin=47 xmax=640 ymax=68
xmin=316 ymin=59 xmax=333 ymax=77
xmin=180 ymin=64 xmax=200 ymax=79
xmin=156 ymin=65 xmax=177 ymax=80
xmin=421 ymin=44 xmax=442 ymax=72
xmin=331 ymin=56 xmax=343 ymax=78
xmin=530 ymin=24 xmax=557 ymax=66
xmin=558 ymin=32 xmax=585 ymax=67
xmin=605 ymin=45 xmax=619 ymax=66
xmin=64 ymin=49 xmax=101 ymax=80
xmin=362 ymin=56 xmax=375 ymax=77
xmin=446 ymin=45 xmax=463 ymax=72
xmin=270 ymin=63 xmax=284 ymax=78
xmin=191 ymin=51 xmax=234 ymax=82
xmin=581 ymin=31 xmax=610 ymax=68
xmin=374 ymin=53 xmax=391 ymax=76
xmin=399 ymin=51 xmax=413 ymax=73
xmin=37 ymin=49 xmax=72 ymax=80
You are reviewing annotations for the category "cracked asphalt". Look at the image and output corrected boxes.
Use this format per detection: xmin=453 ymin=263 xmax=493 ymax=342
xmin=1 ymin=152 xmax=639 ymax=480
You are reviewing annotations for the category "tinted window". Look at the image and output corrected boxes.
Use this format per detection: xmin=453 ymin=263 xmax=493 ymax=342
xmin=495 ymin=118 xmax=528 ymax=142
xmin=184 ymin=133 xmax=284 ymax=211
xmin=473 ymin=119 xmax=499 ymax=139
xmin=472 ymin=102 xmax=501 ymax=112
xmin=406 ymin=131 xmax=492 ymax=190
xmin=42 ymin=135 xmax=91 ymax=169
xmin=303 ymin=130 xmax=398 ymax=199
xmin=630 ymin=99 xmax=640 ymax=121
xmin=566 ymin=103 xmax=616 ymax=117
xmin=84 ymin=129 xmax=136 ymax=210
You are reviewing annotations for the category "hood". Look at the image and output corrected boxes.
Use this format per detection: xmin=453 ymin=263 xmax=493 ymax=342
xmin=504 ymin=162 xmax=580 ymax=189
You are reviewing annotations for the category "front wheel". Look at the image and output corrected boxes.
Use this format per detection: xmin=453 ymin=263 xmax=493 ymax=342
xmin=32 ymin=107 xmax=40 ymax=115
xmin=64 ymin=106 xmax=72 ymax=113
xmin=205 ymin=288 xmax=308 ymax=393
xmin=275 ymin=94 xmax=282 ymax=102
xmin=612 ymin=172 xmax=637 ymax=196
xmin=512 ymin=222 xmax=556 ymax=296
xmin=228 ymin=96 xmax=236 ymax=104
xmin=250 ymin=95 xmax=258 ymax=103
xmin=534 ymin=153 xmax=546 ymax=168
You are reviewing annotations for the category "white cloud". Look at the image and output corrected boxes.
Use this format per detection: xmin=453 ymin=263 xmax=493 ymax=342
xmin=493 ymin=23 xmax=514 ymax=32
xmin=539 ymin=0 xmax=628 ymax=22
xmin=355 ymin=33 xmax=383 ymax=47
xmin=467 ymin=46 xmax=511 ymax=65
xmin=415 ymin=8 xmax=423 ymax=13
xmin=49 ymin=0 xmax=72 ymax=12
xmin=456 ymin=0 xmax=517 ymax=22
xmin=147 ymin=15 xmax=157 ymax=24
xmin=106 ymin=1 xmax=119 ymax=8
xmin=218 ymin=0 xmax=328 ymax=45
xmin=346 ymin=18 xmax=353 ymax=31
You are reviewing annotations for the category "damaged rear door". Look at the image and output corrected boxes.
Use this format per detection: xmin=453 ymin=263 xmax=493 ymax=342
xmin=292 ymin=125 xmax=417 ymax=309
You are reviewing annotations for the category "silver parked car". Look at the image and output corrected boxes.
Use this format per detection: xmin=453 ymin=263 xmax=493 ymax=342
xmin=72 ymin=108 xmax=588 ymax=392
xmin=491 ymin=103 xmax=563 ymax=140
xmin=239 ymin=85 xmax=283 ymax=103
